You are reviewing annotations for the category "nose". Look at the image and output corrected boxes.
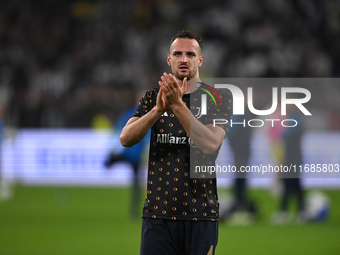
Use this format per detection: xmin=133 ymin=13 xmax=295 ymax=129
xmin=180 ymin=54 xmax=188 ymax=63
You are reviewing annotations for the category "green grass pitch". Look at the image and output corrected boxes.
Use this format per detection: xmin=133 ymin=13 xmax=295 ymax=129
xmin=1 ymin=186 xmax=340 ymax=255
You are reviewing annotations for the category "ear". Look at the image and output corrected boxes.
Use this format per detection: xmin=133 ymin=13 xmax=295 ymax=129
xmin=167 ymin=54 xmax=171 ymax=66
xmin=198 ymin=55 xmax=203 ymax=67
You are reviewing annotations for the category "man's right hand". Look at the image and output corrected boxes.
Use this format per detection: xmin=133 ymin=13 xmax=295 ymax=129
xmin=155 ymin=87 xmax=171 ymax=113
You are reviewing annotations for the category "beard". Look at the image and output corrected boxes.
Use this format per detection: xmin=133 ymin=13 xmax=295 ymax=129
xmin=173 ymin=66 xmax=197 ymax=81
xmin=176 ymin=75 xmax=191 ymax=81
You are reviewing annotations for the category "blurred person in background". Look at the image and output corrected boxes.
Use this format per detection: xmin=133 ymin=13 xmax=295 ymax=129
xmin=225 ymin=100 xmax=258 ymax=224
xmin=272 ymin=104 xmax=306 ymax=224
xmin=120 ymin=30 xmax=232 ymax=255
xmin=0 ymin=101 xmax=4 ymax=200
xmin=0 ymin=86 xmax=11 ymax=200
xmin=104 ymin=88 xmax=150 ymax=220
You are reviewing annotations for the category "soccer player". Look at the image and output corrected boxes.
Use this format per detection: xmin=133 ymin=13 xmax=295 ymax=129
xmin=120 ymin=30 xmax=232 ymax=255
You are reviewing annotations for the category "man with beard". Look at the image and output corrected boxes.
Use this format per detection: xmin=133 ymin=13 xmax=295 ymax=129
xmin=120 ymin=30 xmax=232 ymax=255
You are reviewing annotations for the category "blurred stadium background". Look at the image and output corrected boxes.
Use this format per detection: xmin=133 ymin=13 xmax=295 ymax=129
xmin=0 ymin=0 xmax=340 ymax=254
